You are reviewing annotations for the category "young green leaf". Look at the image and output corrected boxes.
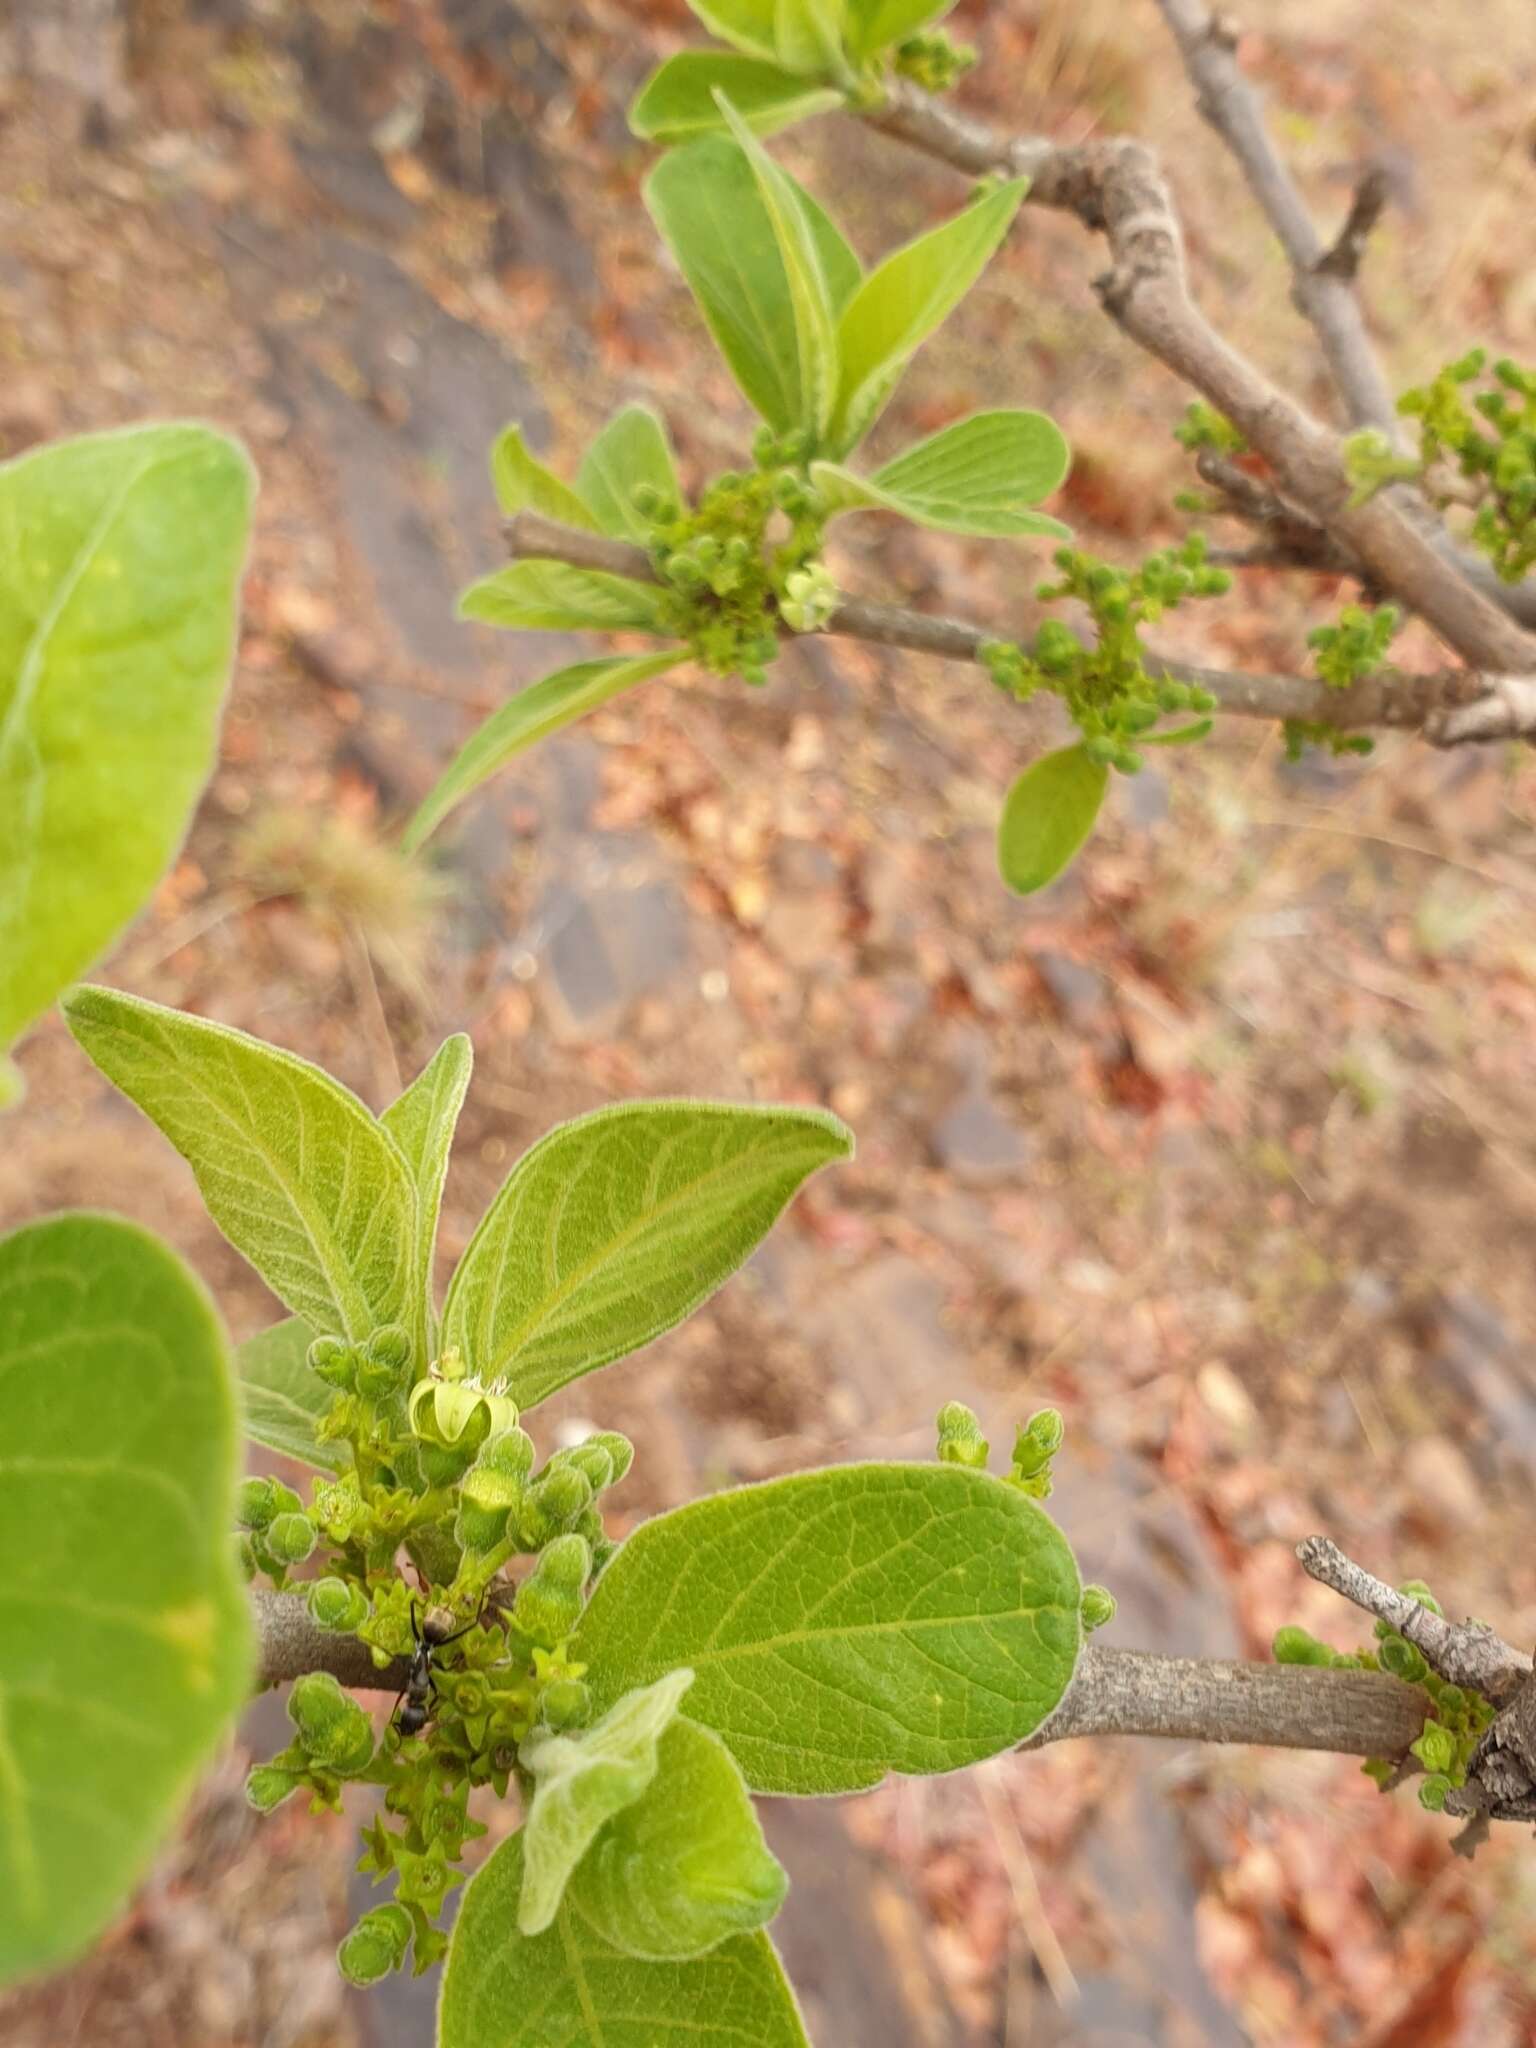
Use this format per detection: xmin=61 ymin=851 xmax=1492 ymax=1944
xmin=645 ymin=139 xmax=860 ymax=433
xmin=62 ymin=986 xmax=420 ymax=1345
xmin=490 ymin=424 xmax=600 ymax=531
xmin=828 ymin=178 xmax=1026 ymax=454
xmin=0 ymin=1213 xmax=251 ymax=1986
xmin=631 ymin=53 xmax=842 ymax=142
xmin=441 ymin=1832 xmax=810 ymax=2048
xmin=405 ymin=653 xmax=679 ymax=854
xmin=685 ymin=0 xmax=779 ymax=60
xmin=0 ymin=422 xmax=251 ymax=1071
xmin=570 ymin=1717 xmax=787 ymax=1960
xmin=813 ymin=408 xmax=1071 ymax=537
xmin=843 ymin=0 xmax=956 ymax=57
xmin=714 ymin=97 xmax=840 ymax=441
xmin=577 ymin=407 xmax=683 ymax=544
xmin=577 ymin=1462 xmax=1081 ymax=1795
xmin=520 ymin=1670 xmax=695 ymax=1936
xmin=380 ymin=1033 xmax=473 ymax=1326
xmin=234 ymin=1315 xmax=342 ymax=1471
xmin=996 ymin=743 xmax=1108 ymax=895
xmin=458 ymin=559 xmax=673 ymax=634
xmin=1142 ymin=717 xmax=1214 ymax=747
xmin=773 ymin=0 xmax=846 ymax=75
xmin=442 ymin=1100 xmax=852 ymax=1411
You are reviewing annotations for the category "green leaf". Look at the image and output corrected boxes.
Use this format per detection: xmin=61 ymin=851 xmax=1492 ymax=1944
xmin=62 ymin=986 xmax=420 ymax=1347
xmin=578 ymin=1462 xmax=1081 ymax=1796
xmin=0 ymin=1212 xmax=251 ymax=1985
xmin=490 ymin=424 xmax=601 ymax=532
xmin=440 ymin=1832 xmax=810 ymax=2048
xmin=404 ymin=653 xmax=679 ymax=855
xmin=828 ymin=179 xmax=1026 ymax=454
xmin=814 ymin=407 xmax=1070 ymax=537
xmin=631 ymin=53 xmax=842 ymax=142
xmin=997 ymin=743 xmax=1108 ymax=895
xmin=442 ymin=1100 xmax=852 ymax=1411
xmin=380 ymin=1034 xmax=473 ymax=1329
xmin=570 ymin=1717 xmax=787 ymax=1960
xmin=520 ymin=1670 xmax=695 ymax=1936
xmin=577 ymin=407 xmax=683 ymax=544
xmin=645 ymin=139 xmax=860 ymax=433
xmin=0 ymin=422 xmax=252 ymax=1068
xmin=458 ymin=559 xmax=672 ymax=634
xmin=685 ymin=0 xmax=779 ymax=60
xmin=1142 ymin=718 xmax=1213 ymax=747
xmin=715 ymin=98 xmax=840 ymax=441
xmin=774 ymin=0 xmax=845 ymax=74
xmin=844 ymin=0 xmax=956 ymax=57
xmin=234 ymin=1315 xmax=342 ymax=1471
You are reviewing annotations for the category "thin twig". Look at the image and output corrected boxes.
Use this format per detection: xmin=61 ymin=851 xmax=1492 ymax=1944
xmin=1317 ymin=165 xmax=1392 ymax=281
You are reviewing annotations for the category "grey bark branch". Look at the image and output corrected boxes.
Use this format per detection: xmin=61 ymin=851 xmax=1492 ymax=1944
xmin=502 ymin=511 xmax=1536 ymax=744
xmin=863 ymin=85 xmax=1536 ymax=673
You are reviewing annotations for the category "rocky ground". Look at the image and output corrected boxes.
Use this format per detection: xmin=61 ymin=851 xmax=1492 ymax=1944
xmin=4 ymin=1 xmax=1536 ymax=2042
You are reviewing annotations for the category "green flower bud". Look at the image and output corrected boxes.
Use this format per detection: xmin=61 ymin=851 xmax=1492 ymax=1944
xmin=337 ymin=1903 xmax=412 ymax=1986
xmin=456 ymin=1426 xmax=536 ymax=1555
xmin=409 ymin=1368 xmax=516 ymax=1449
xmin=288 ymin=1671 xmax=374 ymax=1774
xmin=585 ymin=1431 xmax=634 ymax=1485
xmin=266 ymin=1512 xmax=317 ymax=1564
xmin=236 ymin=1476 xmax=279 ymax=1531
xmin=1418 ymin=1773 xmax=1451 ymax=1813
xmin=308 ymin=1334 xmax=357 ymax=1391
xmin=935 ymin=1400 xmax=989 ymax=1469
xmin=520 ymin=1464 xmax=593 ymax=1545
xmin=1080 ymin=1584 xmax=1117 ymax=1632
xmin=513 ymin=1535 xmax=592 ymax=1648
xmin=1273 ymin=1625 xmax=1333 ymax=1667
xmin=1012 ymin=1409 xmax=1064 ymax=1483
xmin=1378 ymin=1636 xmax=1429 ymax=1685
xmin=541 ymin=1678 xmax=592 ymax=1730
xmin=556 ymin=1442 xmax=614 ymax=1493
xmin=245 ymin=1761 xmax=302 ymax=1813
xmin=1411 ymin=1722 xmax=1457 ymax=1775
xmin=307 ymin=1576 xmax=370 ymax=1633
xmin=357 ymin=1323 xmax=411 ymax=1396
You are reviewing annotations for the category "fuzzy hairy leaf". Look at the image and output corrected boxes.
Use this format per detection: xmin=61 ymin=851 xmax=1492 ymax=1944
xmin=773 ymin=0 xmax=845 ymax=73
xmin=570 ymin=1717 xmax=787 ymax=1960
xmin=234 ymin=1315 xmax=339 ymax=1471
xmin=380 ymin=1034 xmax=473 ymax=1325
xmin=829 ymin=179 xmax=1026 ymax=453
xmin=631 ymin=53 xmax=842 ymax=142
xmin=645 ymin=139 xmax=859 ymax=433
xmin=405 ymin=654 xmax=679 ymax=854
xmin=578 ymin=1462 xmax=1081 ymax=1795
xmin=814 ymin=408 xmax=1071 ymax=537
xmin=0 ymin=1214 xmax=250 ymax=1985
xmin=577 ymin=408 xmax=682 ymax=544
xmin=0 ymin=423 xmax=251 ymax=1082
xmin=440 ymin=1832 xmax=809 ymax=2048
xmin=997 ymin=743 xmax=1107 ymax=895
xmin=490 ymin=425 xmax=600 ymax=531
xmin=63 ymin=986 xmax=419 ymax=1346
xmin=442 ymin=1100 xmax=852 ymax=1410
xmin=458 ymin=560 xmax=672 ymax=634
xmin=519 ymin=1671 xmax=695 ymax=1936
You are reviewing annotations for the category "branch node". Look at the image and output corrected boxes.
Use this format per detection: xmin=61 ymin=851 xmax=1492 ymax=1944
xmin=1315 ymin=164 xmax=1392 ymax=281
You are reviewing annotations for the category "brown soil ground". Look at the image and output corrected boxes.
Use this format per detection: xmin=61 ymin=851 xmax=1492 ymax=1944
xmin=4 ymin=2 xmax=1536 ymax=2043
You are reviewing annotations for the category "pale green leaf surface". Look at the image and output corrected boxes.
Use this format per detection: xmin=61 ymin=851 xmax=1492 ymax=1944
xmin=570 ymin=1717 xmax=786 ymax=1960
xmin=644 ymin=140 xmax=859 ymax=431
xmin=997 ymin=743 xmax=1108 ymax=895
xmin=63 ymin=986 xmax=419 ymax=1345
xmin=458 ymin=560 xmax=672 ymax=635
xmin=715 ymin=98 xmax=839 ymax=439
xmin=520 ymin=1671 xmax=694 ymax=1936
xmin=0 ymin=1213 xmax=250 ymax=1985
xmin=0 ymin=423 xmax=251 ymax=1064
xmin=578 ymin=1463 xmax=1081 ymax=1795
xmin=441 ymin=1100 xmax=851 ymax=1409
xmin=813 ymin=407 xmax=1070 ymax=536
xmin=844 ymin=0 xmax=956 ymax=55
xmin=490 ymin=425 xmax=600 ymax=531
xmin=405 ymin=655 xmax=679 ymax=855
xmin=440 ymin=1831 xmax=809 ymax=2048
xmin=687 ymin=0 xmax=779 ymax=58
xmin=773 ymin=0 xmax=845 ymax=73
xmin=630 ymin=53 xmax=842 ymax=142
xmin=829 ymin=179 xmax=1026 ymax=453
xmin=381 ymin=1034 xmax=473 ymax=1323
xmin=577 ymin=408 xmax=682 ymax=544
xmin=234 ymin=1315 xmax=340 ymax=1471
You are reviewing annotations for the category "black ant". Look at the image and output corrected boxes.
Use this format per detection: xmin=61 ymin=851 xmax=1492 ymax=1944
xmin=392 ymin=1599 xmax=481 ymax=1739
